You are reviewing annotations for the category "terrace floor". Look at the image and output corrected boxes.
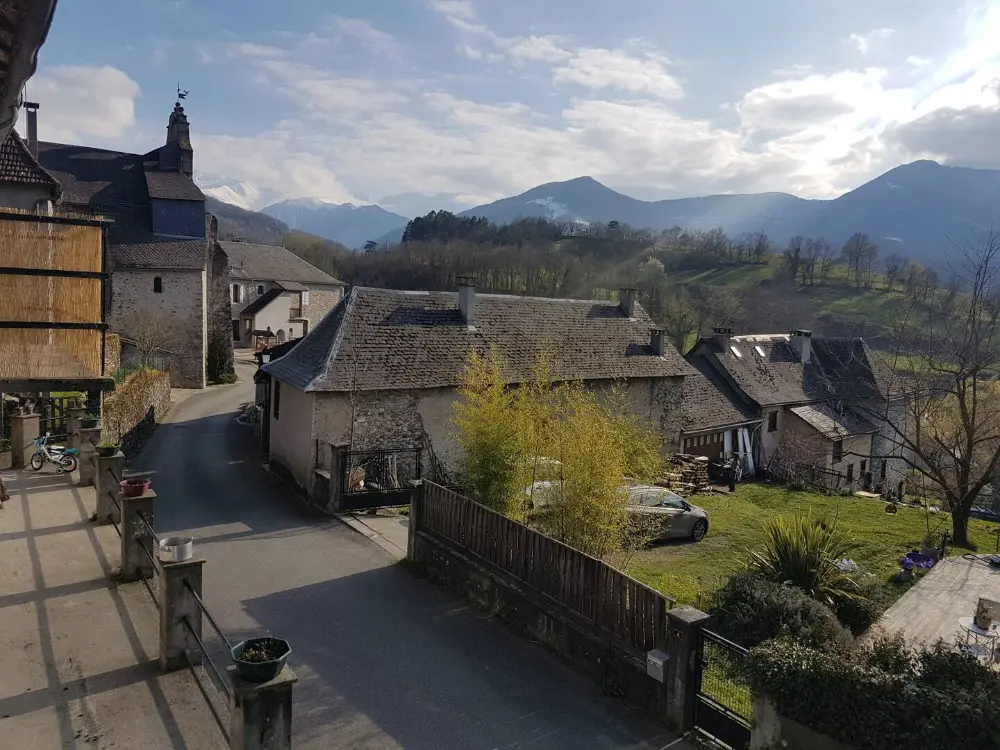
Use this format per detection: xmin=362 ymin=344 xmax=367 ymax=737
xmin=0 ymin=467 xmax=227 ymax=749
xmin=875 ymin=556 xmax=1000 ymax=648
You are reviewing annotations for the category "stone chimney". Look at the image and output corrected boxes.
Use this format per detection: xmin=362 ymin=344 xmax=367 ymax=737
xmin=458 ymin=276 xmax=476 ymax=327
xmin=23 ymin=101 xmax=38 ymax=157
xmin=790 ymin=329 xmax=812 ymax=363
xmin=650 ymin=329 xmax=666 ymax=356
xmin=165 ymin=101 xmax=193 ymax=175
xmin=713 ymin=326 xmax=733 ymax=349
xmin=619 ymin=287 xmax=637 ymax=318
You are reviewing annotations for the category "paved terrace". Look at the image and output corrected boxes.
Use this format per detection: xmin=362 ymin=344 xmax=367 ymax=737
xmin=876 ymin=556 xmax=1000 ymax=647
xmin=0 ymin=467 xmax=227 ymax=748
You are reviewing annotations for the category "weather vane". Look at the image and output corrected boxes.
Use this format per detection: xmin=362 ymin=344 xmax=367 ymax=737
xmin=176 ymin=82 xmax=189 ymax=101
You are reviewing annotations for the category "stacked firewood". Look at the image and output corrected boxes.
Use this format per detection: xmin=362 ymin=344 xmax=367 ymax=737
xmin=656 ymin=454 xmax=710 ymax=495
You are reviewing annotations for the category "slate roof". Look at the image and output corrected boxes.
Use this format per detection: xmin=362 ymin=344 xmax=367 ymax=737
xmin=220 ymin=241 xmax=343 ymax=286
xmin=144 ymin=169 xmax=204 ymax=201
xmin=36 ymin=140 xmax=210 ymax=271
xmin=811 ymin=338 xmax=902 ymax=401
xmin=0 ymin=130 xmax=60 ymax=191
xmin=790 ymin=404 xmax=877 ymax=440
xmin=681 ymin=357 xmax=760 ymax=433
xmin=264 ymin=287 xmax=694 ymax=392
xmin=241 ymin=288 xmax=283 ymax=317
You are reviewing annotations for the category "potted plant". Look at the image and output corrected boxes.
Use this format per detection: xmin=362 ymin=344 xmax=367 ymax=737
xmin=231 ymin=637 xmax=291 ymax=683
xmin=97 ymin=440 xmax=120 ymax=458
xmin=120 ymin=476 xmax=151 ymax=498
xmin=81 ymin=411 xmax=101 ymax=429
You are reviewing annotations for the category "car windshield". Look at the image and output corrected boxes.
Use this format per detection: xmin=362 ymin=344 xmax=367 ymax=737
xmin=632 ymin=489 xmax=686 ymax=509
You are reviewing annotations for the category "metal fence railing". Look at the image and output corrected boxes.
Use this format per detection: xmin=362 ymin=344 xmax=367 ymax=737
xmin=135 ymin=510 xmax=160 ymax=607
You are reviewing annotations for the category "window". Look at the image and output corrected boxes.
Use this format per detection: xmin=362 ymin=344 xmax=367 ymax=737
xmin=257 ymin=285 xmax=264 ymax=295
xmin=273 ymin=381 xmax=281 ymax=420
xmin=767 ymin=412 xmax=778 ymax=432
xmin=860 ymin=460 xmax=867 ymax=475
xmin=301 ymin=290 xmax=310 ymax=306
xmin=232 ymin=320 xmax=241 ymax=341
xmin=730 ymin=345 xmax=742 ymax=358
xmin=244 ymin=319 xmax=252 ymax=334
xmin=232 ymin=284 xmax=241 ymax=303
xmin=754 ymin=345 xmax=766 ymax=357
xmin=846 ymin=463 xmax=854 ymax=482
xmin=153 ymin=276 xmax=163 ymax=294
xmin=833 ymin=440 xmax=843 ymax=463
xmin=880 ymin=459 xmax=887 ymax=481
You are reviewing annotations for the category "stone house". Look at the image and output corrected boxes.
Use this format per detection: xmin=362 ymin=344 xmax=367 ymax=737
xmin=679 ymin=357 xmax=761 ymax=469
xmin=0 ymin=109 xmax=60 ymax=211
xmin=221 ymin=240 xmax=345 ymax=348
xmin=260 ymin=283 xmax=694 ymax=499
xmin=37 ymin=100 xmax=233 ymax=388
xmin=687 ymin=328 xmax=908 ymax=492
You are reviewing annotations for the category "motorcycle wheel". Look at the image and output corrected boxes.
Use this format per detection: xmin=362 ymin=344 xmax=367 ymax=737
xmin=59 ymin=454 xmax=78 ymax=473
xmin=29 ymin=452 xmax=44 ymax=471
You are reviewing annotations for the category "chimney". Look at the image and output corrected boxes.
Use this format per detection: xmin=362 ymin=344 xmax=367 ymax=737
xmin=713 ymin=326 xmax=733 ymax=349
xmin=24 ymin=101 xmax=38 ymax=157
xmin=790 ymin=329 xmax=812 ymax=363
xmin=619 ymin=287 xmax=637 ymax=318
xmin=650 ymin=329 xmax=666 ymax=356
xmin=457 ymin=276 xmax=476 ymax=327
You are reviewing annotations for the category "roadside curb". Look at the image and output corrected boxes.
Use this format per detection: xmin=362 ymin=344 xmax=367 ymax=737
xmin=336 ymin=513 xmax=407 ymax=561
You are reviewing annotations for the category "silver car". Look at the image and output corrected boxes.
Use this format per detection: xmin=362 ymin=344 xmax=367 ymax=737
xmin=627 ymin=485 xmax=709 ymax=542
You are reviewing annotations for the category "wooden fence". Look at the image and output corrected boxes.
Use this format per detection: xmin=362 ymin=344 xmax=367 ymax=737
xmin=418 ymin=482 xmax=672 ymax=653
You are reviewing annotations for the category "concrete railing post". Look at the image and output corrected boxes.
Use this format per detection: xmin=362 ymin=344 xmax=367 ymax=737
xmin=9 ymin=412 xmax=39 ymax=469
xmin=77 ymin=426 xmax=102 ymax=486
xmin=407 ymin=481 xmax=423 ymax=562
xmin=159 ymin=556 xmax=205 ymax=672
xmin=327 ymin=443 xmax=348 ymax=513
xmin=228 ymin=664 xmax=297 ymax=750
xmin=665 ymin=606 xmax=710 ymax=733
xmin=95 ymin=451 xmax=124 ymax=525
xmin=67 ymin=406 xmax=87 ymax=451
xmin=120 ymin=489 xmax=156 ymax=582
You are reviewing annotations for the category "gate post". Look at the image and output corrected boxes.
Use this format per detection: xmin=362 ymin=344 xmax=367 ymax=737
xmin=327 ymin=443 xmax=348 ymax=513
xmin=78 ymin=426 xmax=102 ymax=486
xmin=665 ymin=606 xmax=710 ymax=732
xmin=95 ymin=451 xmax=124 ymax=525
xmin=9 ymin=412 xmax=40 ymax=469
xmin=121 ymin=489 xmax=156 ymax=582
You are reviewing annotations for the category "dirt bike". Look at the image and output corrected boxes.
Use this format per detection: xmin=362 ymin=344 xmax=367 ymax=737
xmin=30 ymin=433 xmax=79 ymax=473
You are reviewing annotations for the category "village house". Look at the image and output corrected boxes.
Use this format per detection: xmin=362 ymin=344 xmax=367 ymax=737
xmin=687 ymin=327 xmax=908 ymax=492
xmin=259 ymin=283 xmax=694 ymax=500
xmin=221 ymin=240 xmax=345 ymax=349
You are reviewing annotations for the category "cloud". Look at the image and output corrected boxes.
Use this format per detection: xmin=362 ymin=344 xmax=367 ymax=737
xmin=906 ymin=55 xmax=931 ymax=69
xmin=505 ymin=36 xmax=571 ymax=63
xmin=328 ymin=16 xmax=400 ymax=57
xmin=846 ymin=27 xmax=895 ymax=55
xmin=30 ymin=66 xmax=141 ymax=142
xmin=553 ymin=48 xmax=684 ymax=99
xmin=427 ymin=0 xmax=476 ymax=21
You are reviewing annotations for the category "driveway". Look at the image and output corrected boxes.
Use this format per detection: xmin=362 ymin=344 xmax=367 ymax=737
xmin=132 ymin=362 xmax=688 ymax=749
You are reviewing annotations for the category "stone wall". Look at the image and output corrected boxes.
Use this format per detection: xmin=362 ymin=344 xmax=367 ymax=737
xmin=101 ymin=369 xmax=171 ymax=456
xmin=302 ymin=285 xmax=343 ymax=333
xmin=109 ymin=268 xmax=207 ymax=388
xmin=104 ymin=333 xmax=121 ymax=377
xmin=751 ymin=697 xmax=852 ymax=750
xmin=870 ymin=398 xmax=907 ymax=495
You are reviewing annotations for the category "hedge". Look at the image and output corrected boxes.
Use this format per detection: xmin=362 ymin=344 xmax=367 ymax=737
xmin=747 ymin=638 xmax=1000 ymax=750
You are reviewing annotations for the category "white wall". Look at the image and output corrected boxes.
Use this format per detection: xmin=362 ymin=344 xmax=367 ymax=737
xmin=267 ymin=378 xmax=315 ymax=492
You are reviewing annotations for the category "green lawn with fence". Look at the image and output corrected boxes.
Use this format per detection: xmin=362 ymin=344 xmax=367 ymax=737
xmin=629 ymin=483 xmax=997 ymax=608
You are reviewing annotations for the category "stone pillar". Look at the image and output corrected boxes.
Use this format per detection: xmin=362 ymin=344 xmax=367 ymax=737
xmin=407 ymin=480 xmax=423 ymax=562
xmin=159 ymin=556 xmax=205 ymax=672
xmin=67 ymin=406 xmax=87 ymax=452
xmin=327 ymin=443 xmax=348 ymax=513
xmin=228 ymin=664 xmax=297 ymax=750
xmin=9 ymin=413 xmax=39 ymax=469
xmin=96 ymin=452 xmax=124 ymax=525
xmin=750 ymin=697 xmax=781 ymax=750
xmin=665 ymin=606 xmax=710 ymax=733
xmin=77 ymin=426 xmax=102 ymax=486
xmin=120 ymin=489 xmax=156 ymax=582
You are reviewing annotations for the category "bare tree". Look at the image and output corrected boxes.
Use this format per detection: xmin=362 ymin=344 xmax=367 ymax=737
xmin=842 ymin=232 xmax=876 ymax=286
xmin=816 ymin=239 xmax=837 ymax=285
xmin=784 ymin=236 xmax=804 ymax=280
xmin=857 ymin=230 xmax=1000 ymax=546
xmin=883 ymin=253 xmax=906 ymax=291
xmin=119 ymin=310 xmax=180 ymax=365
xmin=661 ymin=286 xmax=699 ymax=353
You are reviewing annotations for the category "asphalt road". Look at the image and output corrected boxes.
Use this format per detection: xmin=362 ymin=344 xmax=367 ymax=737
xmin=133 ymin=363 xmax=686 ymax=749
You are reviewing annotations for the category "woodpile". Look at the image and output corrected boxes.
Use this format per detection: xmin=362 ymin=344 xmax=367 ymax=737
xmin=656 ymin=454 xmax=710 ymax=496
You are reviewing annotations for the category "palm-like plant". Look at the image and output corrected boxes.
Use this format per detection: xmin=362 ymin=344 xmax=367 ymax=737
xmin=749 ymin=515 xmax=862 ymax=606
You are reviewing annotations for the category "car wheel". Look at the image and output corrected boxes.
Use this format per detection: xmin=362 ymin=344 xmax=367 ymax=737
xmin=690 ymin=519 xmax=708 ymax=542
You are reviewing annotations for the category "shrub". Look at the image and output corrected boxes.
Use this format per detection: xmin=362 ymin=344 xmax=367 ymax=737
xmin=207 ymin=329 xmax=235 ymax=384
xmin=747 ymin=638 xmax=1000 ymax=750
xmin=708 ymin=570 xmax=852 ymax=652
xmin=750 ymin=515 xmax=861 ymax=606
xmin=0 ymin=437 xmax=9 ymax=453
xmin=833 ymin=568 xmax=889 ymax=634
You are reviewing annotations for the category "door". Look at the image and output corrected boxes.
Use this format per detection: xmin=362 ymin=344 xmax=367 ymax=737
xmin=232 ymin=320 xmax=241 ymax=341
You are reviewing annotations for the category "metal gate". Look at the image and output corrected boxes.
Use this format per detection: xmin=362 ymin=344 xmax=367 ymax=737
xmin=340 ymin=447 xmax=421 ymax=512
xmin=694 ymin=629 xmax=752 ymax=749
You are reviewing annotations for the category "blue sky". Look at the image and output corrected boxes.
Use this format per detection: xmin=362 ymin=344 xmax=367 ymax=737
xmin=27 ymin=0 xmax=1000 ymax=212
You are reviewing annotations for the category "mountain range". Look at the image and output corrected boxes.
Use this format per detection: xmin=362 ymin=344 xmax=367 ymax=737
xmin=205 ymin=160 xmax=1000 ymax=266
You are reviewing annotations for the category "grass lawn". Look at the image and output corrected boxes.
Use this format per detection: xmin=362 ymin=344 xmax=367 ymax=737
xmin=628 ymin=483 xmax=998 ymax=607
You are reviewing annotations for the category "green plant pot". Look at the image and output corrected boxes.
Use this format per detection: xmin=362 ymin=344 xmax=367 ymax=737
xmin=82 ymin=418 xmax=99 ymax=429
xmin=97 ymin=445 xmax=119 ymax=458
xmin=231 ymin=637 xmax=291 ymax=683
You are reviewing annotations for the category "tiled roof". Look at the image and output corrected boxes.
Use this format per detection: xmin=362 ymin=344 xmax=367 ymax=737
xmin=220 ymin=241 xmax=343 ymax=286
xmin=0 ymin=130 xmax=60 ymax=191
xmin=264 ymin=287 xmax=694 ymax=392
xmin=145 ymin=169 xmax=204 ymax=201
xmin=241 ymin=288 xmax=283 ymax=317
xmin=681 ymin=358 xmax=760 ymax=433
xmin=790 ymin=404 xmax=877 ymax=440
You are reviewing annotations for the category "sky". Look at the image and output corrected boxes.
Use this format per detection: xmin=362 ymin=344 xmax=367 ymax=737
xmin=25 ymin=0 xmax=1000 ymax=212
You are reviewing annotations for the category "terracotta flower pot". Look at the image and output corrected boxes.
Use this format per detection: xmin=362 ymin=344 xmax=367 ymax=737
xmin=120 ymin=478 xmax=151 ymax=498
